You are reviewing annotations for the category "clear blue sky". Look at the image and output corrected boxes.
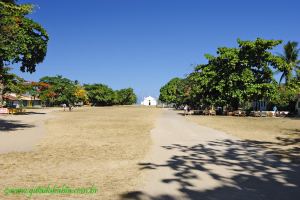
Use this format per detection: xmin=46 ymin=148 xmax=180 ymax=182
xmin=14 ymin=0 xmax=300 ymax=101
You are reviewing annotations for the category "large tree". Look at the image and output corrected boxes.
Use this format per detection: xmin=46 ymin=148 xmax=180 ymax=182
xmin=186 ymin=38 xmax=284 ymax=110
xmin=84 ymin=84 xmax=115 ymax=106
xmin=39 ymin=75 xmax=77 ymax=106
xmin=159 ymin=77 xmax=188 ymax=107
xmin=115 ymin=88 xmax=137 ymax=105
xmin=0 ymin=0 xmax=48 ymax=105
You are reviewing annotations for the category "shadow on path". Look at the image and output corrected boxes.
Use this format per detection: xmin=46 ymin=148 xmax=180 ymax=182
xmin=14 ymin=111 xmax=46 ymax=115
xmin=122 ymin=139 xmax=300 ymax=200
xmin=0 ymin=119 xmax=35 ymax=131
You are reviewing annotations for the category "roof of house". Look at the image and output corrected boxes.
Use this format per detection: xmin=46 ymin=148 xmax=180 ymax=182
xmin=3 ymin=93 xmax=40 ymax=101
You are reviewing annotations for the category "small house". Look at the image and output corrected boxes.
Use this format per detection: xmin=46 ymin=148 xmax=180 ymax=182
xmin=3 ymin=93 xmax=41 ymax=108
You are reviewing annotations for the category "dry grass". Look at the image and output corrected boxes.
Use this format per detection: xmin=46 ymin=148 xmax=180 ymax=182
xmin=0 ymin=106 xmax=161 ymax=200
xmin=186 ymin=115 xmax=300 ymax=157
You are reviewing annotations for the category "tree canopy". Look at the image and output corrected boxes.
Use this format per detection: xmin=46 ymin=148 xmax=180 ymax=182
xmin=39 ymin=75 xmax=77 ymax=106
xmin=84 ymin=84 xmax=137 ymax=106
xmin=84 ymin=84 xmax=115 ymax=106
xmin=159 ymin=78 xmax=187 ymax=107
xmin=0 ymin=1 xmax=48 ymax=72
xmin=276 ymin=41 xmax=300 ymax=85
xmin=0 ymin=67 xmax=26 ymax=97
xmin=160 ymin=38 xmax=300 ymax=112
xmin=0 ymin=0 xmax=48 ymax=105
xmin=115 ymin=88 xmax=137 ymax=105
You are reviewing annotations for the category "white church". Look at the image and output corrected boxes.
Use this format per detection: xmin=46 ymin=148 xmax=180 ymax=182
xmin=141 ymin=96 xmax=157 ymax=106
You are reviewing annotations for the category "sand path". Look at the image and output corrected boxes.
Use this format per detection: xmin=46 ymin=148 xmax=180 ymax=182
xmin=123 ymin=109 xmax=300 ymax=200
xmin=0 ymin=108 xmax=58 ymax=153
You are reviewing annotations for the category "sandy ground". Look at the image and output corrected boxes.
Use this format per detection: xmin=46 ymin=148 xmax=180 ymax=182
xmin=0 ymin=106 xmax=160 ymax=200
xmin=0 ymin=108 xmax=60 ymax=153
xmin=185 ymin=114 xmax=300 ymax=143
xmin=1 ymin=107 xmax=299 ymax=200
xmin=122 ymin=109 xmax=300 ymax=200
xmin=185 ymin=114 xmax=300 ymax=158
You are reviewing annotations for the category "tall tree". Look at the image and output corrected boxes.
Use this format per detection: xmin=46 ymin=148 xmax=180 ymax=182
xmin=84 ymin=84 xmax=115 ymax=106
xmin=185 ymin=38 xmax=284 ymax=110
xmin=159 ymin=78 xmax=188 ymax=107
xmin=115 ymin=88 xmax=137 ymax=105
xmin=0 ymin=1 xmax=49 ymax=105
xmin=39 ymin=75 xmax=77 ymax=106
xmin=277 ymin=41 xmax=300 ymax=85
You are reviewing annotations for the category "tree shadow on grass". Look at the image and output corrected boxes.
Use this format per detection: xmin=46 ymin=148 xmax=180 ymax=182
xmin=0 ymin=119 xmax=35 ymax=131
xmin=121 ymin=139 xmax=300 ymax=200
xmin=274 ymin=129 xmax=300 ymax=149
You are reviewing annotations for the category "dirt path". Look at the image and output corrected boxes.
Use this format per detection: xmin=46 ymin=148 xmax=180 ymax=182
xmin=0 ymin=108 xmax=58 ymax=153
xmin=122 ymin=109 xmax=300 ymax=200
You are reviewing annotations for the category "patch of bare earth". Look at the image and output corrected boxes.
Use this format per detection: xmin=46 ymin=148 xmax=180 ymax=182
xmin=186 ymin=115 xmax=300 ymax=159
xmin=0 ymin=106 xmax=161 ymax=200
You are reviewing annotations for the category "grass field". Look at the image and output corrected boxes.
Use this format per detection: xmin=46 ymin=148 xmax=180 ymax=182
xmin=0 ymin=106 xmax=161 ymax=200
xmin=186 ymin=114 xmax=300 ymax=158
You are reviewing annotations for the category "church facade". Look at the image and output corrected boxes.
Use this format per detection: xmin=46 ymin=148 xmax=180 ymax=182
xmin=141 ymin=96 xmax=157 ymax=106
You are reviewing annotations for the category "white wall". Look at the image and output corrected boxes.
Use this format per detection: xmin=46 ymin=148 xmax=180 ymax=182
xmin=141 ymin=97 xmax=157 ymax=106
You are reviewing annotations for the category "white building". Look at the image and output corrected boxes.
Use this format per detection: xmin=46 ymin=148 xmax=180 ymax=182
xmin=141 ymin=96 xmax=157 ymax=106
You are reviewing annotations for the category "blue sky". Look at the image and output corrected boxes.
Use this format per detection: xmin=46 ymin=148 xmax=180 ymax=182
xmin=14 ymin=0 xmax=300 ymax=101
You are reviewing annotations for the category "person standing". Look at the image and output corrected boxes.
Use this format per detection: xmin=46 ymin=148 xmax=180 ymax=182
xmin=184 ymin=105 xmax=188 ymax=116
xmin=273 ymin=105 xmax=278 ymax=117
xmin=63 ymin=103 xmax=66 ymax=111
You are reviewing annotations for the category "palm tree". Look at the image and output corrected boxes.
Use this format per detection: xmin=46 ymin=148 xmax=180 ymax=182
xmin=277 ymin=41 xmax=300 ymax=85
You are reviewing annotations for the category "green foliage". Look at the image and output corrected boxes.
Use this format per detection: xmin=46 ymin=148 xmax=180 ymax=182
xmin=84 ymin=84 xmax=137 ymax=106
xmin=1 ymin=70 xmax=137 ymax=107
xmin=0 ymin=67 xmax=26 ymax=96
xmin=186 ymin=39 xmax=283 ymax=109
xmin=159 ymin=78 xmax=187 ymax=107
xmin=271 ymin=79 xmax=300 ymax=111
xmin=0 ymin=1 xmax=48 ymax=72
xmin=276 ymin=41 xmax=300 ymax=84
xmin=0 ymin=0 xmax=48 ymax=105
xmin=161 ymin=38 xmax=297 ymax=110
xmin=39 ymin=75 xmax=77 ymax=106
xmin=84 ymin=84 xmax=115 ymax=106
xmin=270 ymin=41 xmax=300 ymax=111
xmin=115 ymin=88 xmax=137 ymax=105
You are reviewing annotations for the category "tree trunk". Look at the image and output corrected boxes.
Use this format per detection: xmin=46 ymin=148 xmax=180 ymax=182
xmin=0 ymin=61 xmax=4 ymax=107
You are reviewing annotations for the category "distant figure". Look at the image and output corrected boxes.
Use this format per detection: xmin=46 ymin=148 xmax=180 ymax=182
xmin=62 ymin=103 xmax=66 ymax=111
xmin=69 ymin=104 xmax=72 ymax=112
xmin=184 ymin=105 xmax=188 ymax=116
xmin=273 ymin=105 xmax=278 ymax=116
